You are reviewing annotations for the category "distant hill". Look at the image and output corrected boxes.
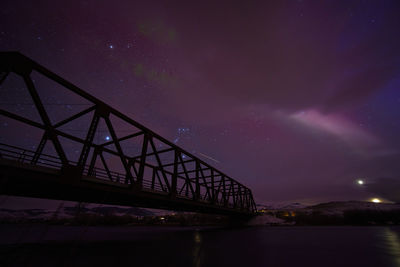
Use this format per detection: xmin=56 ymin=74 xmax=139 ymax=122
xmin=256 ymin=202 xmax=307 ymax=210
xmin=252 ymin=201 xmax=400 ymax=226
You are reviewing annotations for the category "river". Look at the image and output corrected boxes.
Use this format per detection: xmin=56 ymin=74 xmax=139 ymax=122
xmin=0 ymin=225 xmax=399 ymax=266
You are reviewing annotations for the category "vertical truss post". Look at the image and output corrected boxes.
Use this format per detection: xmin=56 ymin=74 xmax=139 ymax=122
xmin=137 ymin=133 xmax=149 ymax=189
xmin=210 ymin=169 xmax=215 ymax=203
xmin=244 ymin=189 xmax=249 ymax=210
xmin=231 ymin=182 xmax=236 ymax=208
xmin=78 ymin=111 xmax=99 ymax=169
xmin=126 ymin=158 xmax=137 ymax=184
xmin=248 ymin=190 xmax=252 ymax=210
xmin=246 ymin=191 xmax=250 ymax=210
xmin=222 ymin=175 xmax=227 ymax=206
xmin=227 ymin=179 xmax=232 ymax=206
xmin=238 ymin=185 xmax=243 ymax=210
xmin=236 ymin=185 xmax=240 ymax=209
xmin=171 ymin=149 xmax=179 ymax=198
xmin=151 ymin=168 xmax=156 ymax=190
xmin=87 ymin=147 xmax=98 ymax=176
xmin=217 ymin=176 xmax=223 ymax=205
xmin=195 ymin=161 xmax=200 ymax=200
xmin=238 ymin=185 xmax=242 ymax=209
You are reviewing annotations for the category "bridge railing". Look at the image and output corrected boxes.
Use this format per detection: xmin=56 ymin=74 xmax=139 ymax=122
xmin=0 ymin=52 xmax=257 ymax=213
xmin=0 ymin=142 xmax=63 ymax=169
xmin=0 ymin=142 xmax=232 ymax=208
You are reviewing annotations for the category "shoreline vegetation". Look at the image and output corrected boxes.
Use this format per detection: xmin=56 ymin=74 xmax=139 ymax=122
xmin=256 ymin=209 xmax=400 ymax=226
xmin=0 ymin=201 xmax=399 ymax=227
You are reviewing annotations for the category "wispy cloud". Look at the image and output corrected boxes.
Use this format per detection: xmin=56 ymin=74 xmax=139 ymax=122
xmin=291 ymin=109 xmax=379 ymax=145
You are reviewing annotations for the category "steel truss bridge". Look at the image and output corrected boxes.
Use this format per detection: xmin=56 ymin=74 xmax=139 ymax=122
xmin=0 ymin=52 xmax=257 ymax=216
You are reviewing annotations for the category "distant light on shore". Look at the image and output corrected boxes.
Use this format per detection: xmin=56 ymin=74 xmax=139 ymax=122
xmin=371 ymin=198 xmax=381 ymax=203
xmin=357 ymin=179 xmax=364 ymax=185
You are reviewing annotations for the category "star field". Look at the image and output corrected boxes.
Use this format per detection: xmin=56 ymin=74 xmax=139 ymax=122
xmin=1 ymin=0 xmax=400 ymax=204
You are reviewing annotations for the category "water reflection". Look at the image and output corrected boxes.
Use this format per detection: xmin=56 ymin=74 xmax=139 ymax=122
xmin=1 ymin=226 xmax=400 ymax=266
xmin=383 ymin=228 xmax=400 ymax=267
xmin=192 ymin=230 xmax=202 ymax=267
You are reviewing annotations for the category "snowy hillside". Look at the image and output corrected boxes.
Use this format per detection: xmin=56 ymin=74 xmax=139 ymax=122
xmin=307 ymin=201 xmax=400 ymax=216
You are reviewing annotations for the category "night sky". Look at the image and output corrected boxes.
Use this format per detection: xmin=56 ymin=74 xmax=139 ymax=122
xmin=1 ymin=0 xmax=400 ymax=205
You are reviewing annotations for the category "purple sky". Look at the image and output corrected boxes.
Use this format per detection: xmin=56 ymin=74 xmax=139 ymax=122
xmin=1 ymin=0 xmax=400 ymax=205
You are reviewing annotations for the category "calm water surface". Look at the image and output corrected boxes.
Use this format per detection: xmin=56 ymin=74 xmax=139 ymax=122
xmin=0 ymin=225 xmax=399 ymax=267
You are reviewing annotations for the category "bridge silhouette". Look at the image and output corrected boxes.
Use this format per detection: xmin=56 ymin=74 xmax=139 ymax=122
xmin=0 ymin=52 xmax=256 ymax=216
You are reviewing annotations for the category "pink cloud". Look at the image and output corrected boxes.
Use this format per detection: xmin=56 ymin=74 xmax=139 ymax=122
xmin=290 ymin=109 xmax=380 ymax=148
